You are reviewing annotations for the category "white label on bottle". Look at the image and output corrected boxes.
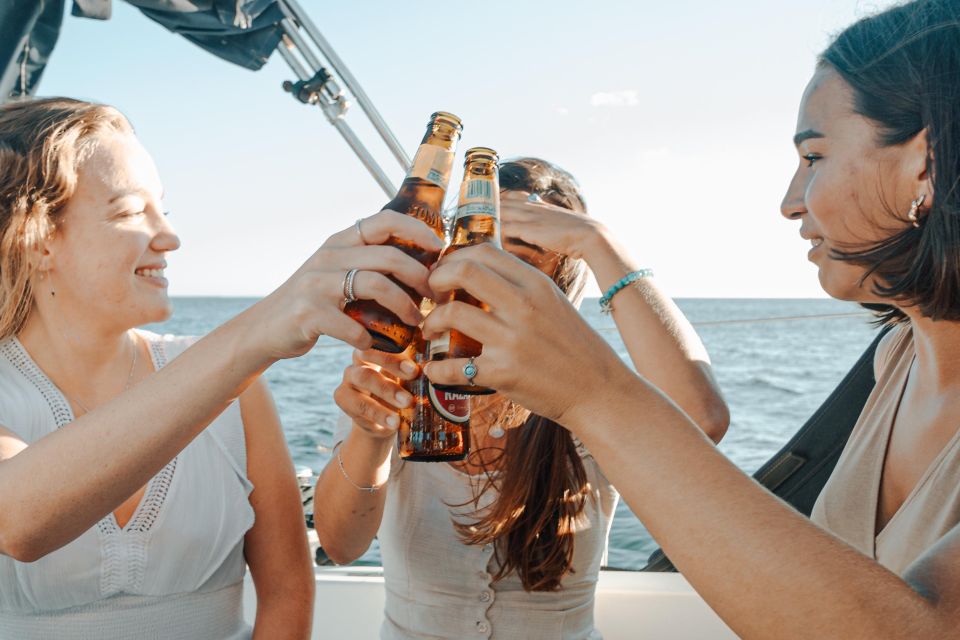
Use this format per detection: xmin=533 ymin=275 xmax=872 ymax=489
xmin=428 ymin=383 xmax=470 ymax=423
xmin=410 ymin=144 xmax=455 ymax=190
xmin=455 ymin=202 xmax=497 ymax=218
xmin=455 ymin=178 xmax=498 ymax=219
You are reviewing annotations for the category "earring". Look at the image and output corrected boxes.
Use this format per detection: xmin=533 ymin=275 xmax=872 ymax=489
xmin=907 ymin=194 xmax=926 ymax=228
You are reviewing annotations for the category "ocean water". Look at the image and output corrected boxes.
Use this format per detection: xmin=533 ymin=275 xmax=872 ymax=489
xmin=145 ymin=297 xmax=878 ymax=570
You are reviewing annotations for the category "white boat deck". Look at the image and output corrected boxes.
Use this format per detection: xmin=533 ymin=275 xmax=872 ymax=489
xmin=243 ymin=565 xmax=738 ymax=639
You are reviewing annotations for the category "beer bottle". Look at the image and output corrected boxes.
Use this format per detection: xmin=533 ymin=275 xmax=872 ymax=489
xmin=398 ymin=332 xmax=471 ymax=462
xmin=430 ymin=147 xmax=501 ymax=395
xmin=345 ymin=112 xmax=463 ymax=353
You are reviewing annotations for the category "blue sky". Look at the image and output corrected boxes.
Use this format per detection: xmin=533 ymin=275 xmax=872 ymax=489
xmin=38 ymin=0 xmax=898 ymax=297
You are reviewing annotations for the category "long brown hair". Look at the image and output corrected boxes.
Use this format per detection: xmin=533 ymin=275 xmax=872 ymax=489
xmin=0 ymin=97 xmax=131 ymax=339
xmin=453 ymin=157 xmax=592 ymax=592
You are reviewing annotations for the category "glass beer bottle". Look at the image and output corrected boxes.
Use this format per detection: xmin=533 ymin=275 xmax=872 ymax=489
xmin=399 ymin=333 xmax=471 ymax=462
xmin=344 ymin=111 xmax=463 ymax=353
xmin=430 ymin=147 xmax=501 ymax=395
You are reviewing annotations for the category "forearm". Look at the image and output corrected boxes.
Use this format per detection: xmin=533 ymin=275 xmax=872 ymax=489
xmin=312 ymin=428 xmax=393 ymax=564
xmin=568 ymin=370 xmax=942 ymax=639
xmin=253 ymin=595 xmax=313 ymax=640
xmin=0 ymin=311 xmax=269 ymax=561
xmin=582 ymin=230 xmax=728 ymax=439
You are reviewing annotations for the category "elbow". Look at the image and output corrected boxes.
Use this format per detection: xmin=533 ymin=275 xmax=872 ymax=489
xmin=313 ymin=528 xmax=364 ymax=566
xmin=0 ymin=530 xmax=44 ymax=564
xmin=317 ymin=541 xmax=362 ymax=567
xmin=696 ymin=399 xmax=730 ymax=444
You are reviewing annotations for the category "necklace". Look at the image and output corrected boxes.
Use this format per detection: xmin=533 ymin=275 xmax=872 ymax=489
xmin=63 ymin=333 xmax=140 ymax=415
xmin=488 ymin=424 xmax=505 ymax=439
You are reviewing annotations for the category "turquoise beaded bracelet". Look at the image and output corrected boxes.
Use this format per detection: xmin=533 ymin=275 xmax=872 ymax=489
xmin=599 ymin=269 xmax=654 ymax=314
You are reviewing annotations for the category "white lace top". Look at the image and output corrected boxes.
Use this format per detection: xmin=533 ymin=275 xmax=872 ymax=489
xmin=0 ymin=331 xmax=255 ymax=640
xmin=335 ymin=417 xmax=619 ymax=640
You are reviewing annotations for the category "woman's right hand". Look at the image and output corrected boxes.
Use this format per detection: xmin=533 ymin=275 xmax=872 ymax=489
xmin=243 ymin=211 xmax=443 ymax=362
xmin=333 ymin=348 xmax=420 ymax=440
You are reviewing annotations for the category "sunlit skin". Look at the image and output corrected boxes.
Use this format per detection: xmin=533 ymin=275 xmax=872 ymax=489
xmin=41 ymin=133 xmax=179 ymax=334
xmin=780 ymin=66 xmax=932 ymax=302
xmin=406 ymin=64 xmax=960 ymax=637
xmin=314 ymin=179 xmax=729 ymax=566
xmin=6 ymin=131 xmax=317 ymax=636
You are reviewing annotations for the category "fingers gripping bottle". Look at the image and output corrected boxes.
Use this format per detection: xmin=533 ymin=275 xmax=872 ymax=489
xmin=430 ymin=147 xmax=501 ymax=395
xmin=345 ymin=112 xmax=462 ymax=353
xmin=398 ymin=332 xmax=471 ymax=462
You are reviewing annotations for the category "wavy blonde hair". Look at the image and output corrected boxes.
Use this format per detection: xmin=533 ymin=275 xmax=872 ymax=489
xmin=0 ymin=97 xmax=132 ymax=339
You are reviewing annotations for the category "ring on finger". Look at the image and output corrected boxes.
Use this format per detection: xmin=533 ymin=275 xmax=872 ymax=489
xmin=355 ymin=218 xmax=367 ymax=244
xmin=342 ymin=268 xmax=360 ymax=306
xmin=463 ymin=357 xmax=478 ymax=386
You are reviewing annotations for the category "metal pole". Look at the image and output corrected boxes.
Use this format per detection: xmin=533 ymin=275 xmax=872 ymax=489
xmin=278 ymin=0 xmax=411 ymax=171
xmin=276 ymin=31 xmax=396 ymax=196
xmin=329 ymin=119 xmax=398 ymax=197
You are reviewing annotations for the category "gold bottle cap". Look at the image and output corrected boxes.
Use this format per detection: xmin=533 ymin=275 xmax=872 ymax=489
xmin=464 ymin=146 xmax=498 ymax=164
xmin=431 ymin=111 xmax=463 ymax=132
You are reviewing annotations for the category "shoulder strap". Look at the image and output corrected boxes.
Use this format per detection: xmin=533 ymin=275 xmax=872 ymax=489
xmin=641 ymin=326 xmax=892 ymax=572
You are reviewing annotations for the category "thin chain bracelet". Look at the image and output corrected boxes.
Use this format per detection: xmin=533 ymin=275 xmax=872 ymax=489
xmin=335 ymin=442 xmax=384 ymax=494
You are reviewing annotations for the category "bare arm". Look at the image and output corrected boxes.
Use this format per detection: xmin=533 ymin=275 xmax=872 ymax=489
xmin=241 ymin=379 xmax=314 ymax=640
xmin=421 ymin=244 xmax=959 ymax=639
xmin=579 ymin=227 xmax=728 ymax=441
xmin=312 ymin=349 xmax=413 ymax=565
xmin=502 ymin=197 xmax=728 ymax=440
xmin=0 ymin=211 xmax=441 ymax=562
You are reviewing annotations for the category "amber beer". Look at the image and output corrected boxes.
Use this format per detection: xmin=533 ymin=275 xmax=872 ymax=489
xmin=398 ymin=334 xmax=471 ymax=462
xmin=431 ymin=147 xmax=501 ymax=395
xmin=345 ymin=112 xmax=463 ymax=353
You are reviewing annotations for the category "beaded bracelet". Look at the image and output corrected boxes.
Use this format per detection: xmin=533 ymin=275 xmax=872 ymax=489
xmin=334 ymin=442 xmax=384 ymax=494
xmin=599 ymin=269 xmax=654 ymax=315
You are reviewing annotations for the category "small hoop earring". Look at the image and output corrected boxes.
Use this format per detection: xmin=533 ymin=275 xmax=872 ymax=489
xmin=907 ymin=194 xmax=926 ymax=228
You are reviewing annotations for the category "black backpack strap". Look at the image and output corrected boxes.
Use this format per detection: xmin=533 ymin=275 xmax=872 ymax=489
xmin=642 ymin=326 xmax=890 ymax=572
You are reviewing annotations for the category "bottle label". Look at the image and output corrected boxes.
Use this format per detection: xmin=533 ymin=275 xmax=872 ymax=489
xmin=428 ymin=383 xmax=470 ymax=423
xmin=456 ymin=178 xmax=497 ymax=218
xmin=410 ymin=143 xmax=455 ymax=190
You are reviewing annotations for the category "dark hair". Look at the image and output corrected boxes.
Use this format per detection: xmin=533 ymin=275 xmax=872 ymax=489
xmin=453 ymin=157 xmax=592 ymax=592
xmin=819 ymin=0 xmax=960 ymax=323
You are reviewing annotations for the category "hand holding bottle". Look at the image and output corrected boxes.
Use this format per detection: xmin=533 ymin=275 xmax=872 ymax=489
xmin=334 ymin=348 xmax=418 ymax=440
xmin=238 ymin=211 xmax=443 ymax=364
xmin=422 ymin=243 xmax=632 ymax=428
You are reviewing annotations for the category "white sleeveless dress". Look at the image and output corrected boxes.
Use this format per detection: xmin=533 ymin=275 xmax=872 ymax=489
xmin=0 ymin=331 xmax=256 ymax=639
xmin=334 ymin=417 xmax=619 ymax=639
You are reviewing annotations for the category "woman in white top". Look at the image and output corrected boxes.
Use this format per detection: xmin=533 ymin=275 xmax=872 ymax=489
xmin=314 ymin=158 xmax=729 ymax=639
xmin=0 ymin=97 xmax=448 ymax=639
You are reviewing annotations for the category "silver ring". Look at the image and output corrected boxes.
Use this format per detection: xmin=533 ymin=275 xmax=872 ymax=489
xmin=527 ymin=193 xmax=543 ymax=203
xmin=355 ymin=218 xmax=367 ymax=244
xmin=463 ymin=357 xmax=478 ymax=386
xmin=342 ymin=268 xmax=360 ymax=304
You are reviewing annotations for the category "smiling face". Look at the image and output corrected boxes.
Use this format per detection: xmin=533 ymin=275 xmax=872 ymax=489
xmin=43 ymin=132 xmax=180 ymax=329
xmin=780 ymin=66 xmax=929 ymax=302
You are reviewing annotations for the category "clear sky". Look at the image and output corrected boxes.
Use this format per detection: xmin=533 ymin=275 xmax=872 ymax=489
xmin=37 ymin=0 xmax=899 ymax=298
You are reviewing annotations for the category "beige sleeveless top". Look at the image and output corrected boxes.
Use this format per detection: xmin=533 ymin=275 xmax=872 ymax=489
xmin=811 ymin=323 xmax=960 ymax=576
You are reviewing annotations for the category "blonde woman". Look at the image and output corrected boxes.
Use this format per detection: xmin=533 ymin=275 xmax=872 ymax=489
xmin=0 ymin=97 xmax=443 ymax=639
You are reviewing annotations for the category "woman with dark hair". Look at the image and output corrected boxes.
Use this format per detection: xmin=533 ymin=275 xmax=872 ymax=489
xmin=313 ymin=157 xmax=729 ymax=639
xmin=417 ymin=1 xmax=960 ymax=637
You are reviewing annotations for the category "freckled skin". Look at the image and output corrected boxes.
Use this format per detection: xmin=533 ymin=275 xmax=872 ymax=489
xmin=780 ymin=67 xmax=928 ymax=303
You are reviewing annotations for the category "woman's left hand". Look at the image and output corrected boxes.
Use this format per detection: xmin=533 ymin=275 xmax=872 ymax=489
xmin=500 ymin=190 xmax=606 ymax=260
